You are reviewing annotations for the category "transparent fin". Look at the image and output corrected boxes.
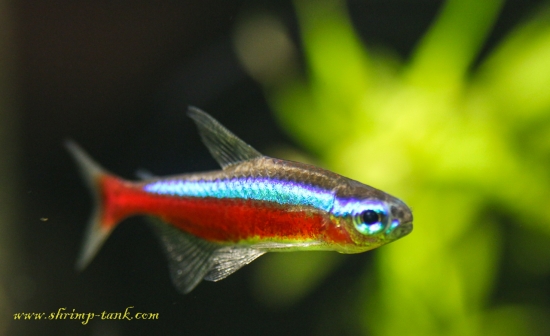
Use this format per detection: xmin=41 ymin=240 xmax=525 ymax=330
xmin=75 ymin=210 xmax=113 ymax=271
xmin=205 ymin=248 xmax=265 ymax=282
xmin=135 ymin=169 xmax=156 ymax=180
xmin=149 ymin=218 xmax=266 ymax=293
xmin=187 ymin=107 xmax=263 ymax=169
xmin=149 ymin=219 xmax=219 ymax=294
xmin=65 ymin=140 xmax=115 ymax=271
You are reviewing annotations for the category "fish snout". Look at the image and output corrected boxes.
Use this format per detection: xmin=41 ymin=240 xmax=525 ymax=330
xmin=387 ymin=202 xmax=413 ymax=241
xmin=388 ymin=221 xmax=412 ymax=241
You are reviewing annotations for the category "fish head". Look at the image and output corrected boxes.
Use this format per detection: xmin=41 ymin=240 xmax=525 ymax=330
xmin=330 ymin=179 xmax=413 ymax=252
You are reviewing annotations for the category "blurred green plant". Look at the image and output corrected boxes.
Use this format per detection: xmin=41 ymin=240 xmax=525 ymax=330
xmin=235 ymin=0 xmax=550 ymax=334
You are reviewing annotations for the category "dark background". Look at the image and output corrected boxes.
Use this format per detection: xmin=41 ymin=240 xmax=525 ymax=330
xmin=6 ymin=0 xmax=546 ymax=335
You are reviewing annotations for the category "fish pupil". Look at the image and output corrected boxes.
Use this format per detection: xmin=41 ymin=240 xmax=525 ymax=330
xmin=361 ymin=210 xmax=380 ymax=225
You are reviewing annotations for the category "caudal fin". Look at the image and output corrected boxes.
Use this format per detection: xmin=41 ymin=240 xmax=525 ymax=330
xmin=65 ymin=140 xmax=119 ymax=271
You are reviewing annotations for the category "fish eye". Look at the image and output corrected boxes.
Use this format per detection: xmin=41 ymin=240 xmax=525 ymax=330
xmin=361 ymin=210 xmax=380 ymax=225
xmin=356 ymin=209 xmax=387 ymax=235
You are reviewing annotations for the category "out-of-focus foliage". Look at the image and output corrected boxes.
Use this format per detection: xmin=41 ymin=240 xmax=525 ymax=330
xmin=234 ymin=0 xmax=550 ymax=334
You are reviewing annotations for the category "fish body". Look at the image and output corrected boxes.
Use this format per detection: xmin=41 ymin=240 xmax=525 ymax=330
xmin=67 ymin=107 xmax=412 ymax=293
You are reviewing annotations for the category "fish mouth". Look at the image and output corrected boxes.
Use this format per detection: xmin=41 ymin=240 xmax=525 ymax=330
xmin=388 ymin=221 xmax=413 ymax=241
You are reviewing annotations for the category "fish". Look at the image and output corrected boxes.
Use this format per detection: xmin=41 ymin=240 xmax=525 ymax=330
xmin=66 ymin=107 xmax=413 ymax=294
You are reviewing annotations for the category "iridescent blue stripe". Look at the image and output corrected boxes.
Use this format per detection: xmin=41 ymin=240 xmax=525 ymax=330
xmin=332 ymin=198 xmax=387 ymax=217
xmin=143 ymin=178 xmax=334 ymax=211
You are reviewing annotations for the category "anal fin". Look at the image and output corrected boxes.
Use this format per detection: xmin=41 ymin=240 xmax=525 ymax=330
xmin=205 ymin=248 xmax=265 ymax=282
xmin=149 ymin=219 xmax=218 ymax=294
xmin=149 ymin=218 xmax=265 ymax=294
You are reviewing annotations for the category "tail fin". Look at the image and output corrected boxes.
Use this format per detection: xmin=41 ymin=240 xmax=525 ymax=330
xmin=65 ymin=140 xmax=118 ymax=271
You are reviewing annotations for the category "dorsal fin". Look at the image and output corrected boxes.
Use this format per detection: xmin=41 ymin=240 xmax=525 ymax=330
xmin=187 ymin=107 xmax=263 ymax=169
xmin=149 ymin=218 xmax=265 ymax=294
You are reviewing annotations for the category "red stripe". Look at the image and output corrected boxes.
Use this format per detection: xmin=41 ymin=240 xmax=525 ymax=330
xmin=99 ymin=175 xmax=352 ymax=245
